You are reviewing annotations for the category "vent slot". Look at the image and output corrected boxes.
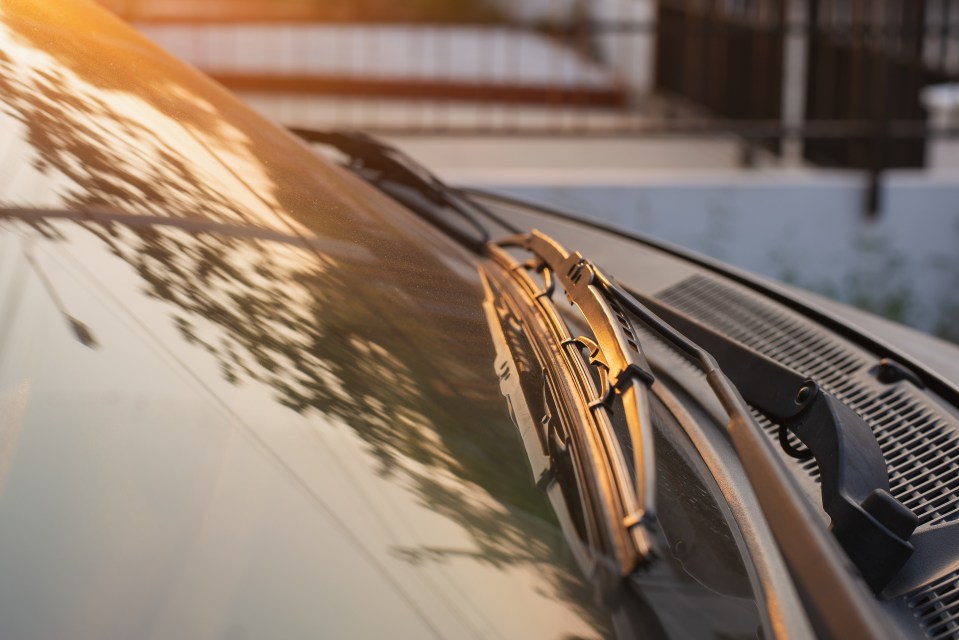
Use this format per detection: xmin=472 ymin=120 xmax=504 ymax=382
xmin=657 ymin=274 xmax=959 ymax=527
xmin=907 ymin=570 xmax=959 ymax=640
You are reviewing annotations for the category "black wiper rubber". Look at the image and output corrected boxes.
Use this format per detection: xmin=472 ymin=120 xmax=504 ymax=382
xmin=636 ymin=293 xmax=918 ymax=593
xmin=482 ymin=231 xmax=659 ymax=577
xmin=291 ymin=129 xmax=497 ymax=251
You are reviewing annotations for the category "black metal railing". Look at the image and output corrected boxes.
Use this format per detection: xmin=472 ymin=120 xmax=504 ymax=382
xmin=111 ymin=0 xmax=959 ymax=212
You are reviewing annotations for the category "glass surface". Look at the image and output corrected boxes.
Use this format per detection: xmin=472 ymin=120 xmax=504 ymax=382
xmin=0 ymin=2 xmax=763 ymax=637
xmin=0 ymin=1 xmax=611 ymax=637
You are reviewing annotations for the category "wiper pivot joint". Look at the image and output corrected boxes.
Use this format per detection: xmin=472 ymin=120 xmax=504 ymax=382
xmin=784 ymin=380 xmax=919 ymax=592
xmin=639 ymin=295 xmax=918 ymax=592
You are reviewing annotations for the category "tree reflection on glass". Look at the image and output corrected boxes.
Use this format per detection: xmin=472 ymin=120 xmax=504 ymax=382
xmin=0 ymin=5 xmax=610 ymax=634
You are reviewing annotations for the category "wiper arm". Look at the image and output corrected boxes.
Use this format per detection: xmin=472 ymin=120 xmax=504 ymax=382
xmin=291 ymin=129 xmax=502 ymax=251
xmin=292 ymin=130 xmax=444 ymax=201
xmin=482 ymin=230 xmax=658 ymax=577
xmin=485 ymin=231 xmax=890 ymax=638
xmin=635 ymin=294 xmax=919 ymax=592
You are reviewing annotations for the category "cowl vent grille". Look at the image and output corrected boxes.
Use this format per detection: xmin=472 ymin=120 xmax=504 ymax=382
xmin=907 ymin=570 xmax=959 ymax=639
xmin=657 ymin=274 xmax=959 ymax=527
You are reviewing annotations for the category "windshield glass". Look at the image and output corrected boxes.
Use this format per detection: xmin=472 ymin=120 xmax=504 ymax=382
xmin=0 ymin=2 xmax=764 ymax=637
xmin=0 ymin=2 xmax=616 ymax=637
xmin=0 ymin=207 xmax=620 ymax=638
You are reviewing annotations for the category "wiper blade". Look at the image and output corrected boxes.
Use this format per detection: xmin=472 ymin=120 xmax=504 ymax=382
xmin=484 ymin=229 xmax=891 ymax=639
xmin=291 ymin=129 xmax=500 ymax=251
xmin=481 ymin=230 xmax=658 ymax=576
xmin=635 ymin=294 xmax=919 ymax=592
xmin=292 ymin=130 xmax=443 ymax=201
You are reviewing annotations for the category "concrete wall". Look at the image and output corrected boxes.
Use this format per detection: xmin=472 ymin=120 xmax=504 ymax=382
xmin=492 ymin=0 xmax=656 ymax=95
xmin=491 ymin=0 xmax=576 ymax=22
xmin=590 ymin=0 xmax=655 ymax=95
xmin=463 ymin=171 xmax=959 ymax=342
xmin=923 ymin=84 xmax=959 ymax=172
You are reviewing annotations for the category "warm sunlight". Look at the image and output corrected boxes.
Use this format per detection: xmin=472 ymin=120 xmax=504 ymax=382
xmin=95 ymin=0 xmax=506 ymax=23
xmin=2 ymin=1 xmax=959 ymax=639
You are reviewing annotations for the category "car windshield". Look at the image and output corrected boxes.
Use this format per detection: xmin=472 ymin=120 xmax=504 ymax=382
xmin=0 ymin=2 xmax=764 ymax=638
xmin=0 ymin=4 xmax=617 ymax=637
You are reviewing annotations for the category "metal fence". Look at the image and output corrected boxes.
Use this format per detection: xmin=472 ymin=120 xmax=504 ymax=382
xmin=124 ymin=0 xmax=959 ymax=209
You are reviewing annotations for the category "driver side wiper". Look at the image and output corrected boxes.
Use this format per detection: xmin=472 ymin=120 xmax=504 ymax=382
xmin=481 ymin=230 xmax=658 ymax=578
xmin=483 ymin=229 xmax=893 ymax=640
xmin=487 ymin=227 xmax=916 ymax=591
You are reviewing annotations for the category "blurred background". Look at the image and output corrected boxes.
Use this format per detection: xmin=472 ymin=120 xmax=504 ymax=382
xmin=98 ymin=0 xmax=959 ymax=342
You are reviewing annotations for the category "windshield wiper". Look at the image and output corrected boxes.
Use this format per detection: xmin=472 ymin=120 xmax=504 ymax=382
xmin=482 ymin=231 xmax=655 ymax=576
xmin=291 ymin=129 xmax=509 ymax=251
xmin=481 ymin=230 xmax=658 ymax=578
xmin=484 ymin=229 xmax=892 ymax=640
xmin=283 ymin=130 xmax=898 ymax=633
xmin=486 ymin=226 xmax=915 ymax=591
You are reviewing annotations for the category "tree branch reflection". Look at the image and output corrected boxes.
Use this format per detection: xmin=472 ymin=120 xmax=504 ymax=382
xmin=0 ymin=9 xmax=610 ymax=634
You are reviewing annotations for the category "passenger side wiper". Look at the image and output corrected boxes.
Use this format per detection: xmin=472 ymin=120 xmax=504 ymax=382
xmin=484 ymin=229 xmax=892 ymax=639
